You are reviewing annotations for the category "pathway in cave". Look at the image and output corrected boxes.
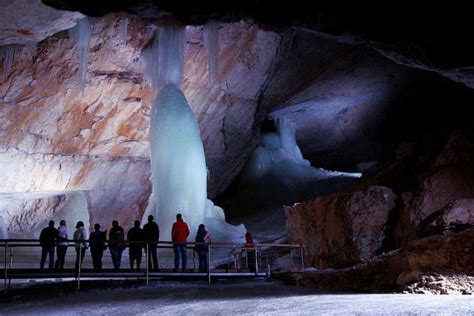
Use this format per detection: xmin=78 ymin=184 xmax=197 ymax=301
xmin=1 ymin=279 xmax=472 ymax=314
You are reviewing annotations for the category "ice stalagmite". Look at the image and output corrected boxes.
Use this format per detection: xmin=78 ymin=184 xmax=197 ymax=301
xmin=149 ymin=84 xmax=207 ymax=238
xmin=69 ymin=18 xmax=91 ymax=93
xmin=149 ymin=84 xmax=245 ymax=243
xmin=204 ymin=20 xmax=219 ymax=83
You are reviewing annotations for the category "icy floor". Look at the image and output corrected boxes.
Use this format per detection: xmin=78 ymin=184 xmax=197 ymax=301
xmin=1 ymin=280 xmax=473 ymax=315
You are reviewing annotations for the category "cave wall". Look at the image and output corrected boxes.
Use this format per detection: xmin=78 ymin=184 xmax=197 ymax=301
xmin=0 ymin=16 xmax=282 ymax=230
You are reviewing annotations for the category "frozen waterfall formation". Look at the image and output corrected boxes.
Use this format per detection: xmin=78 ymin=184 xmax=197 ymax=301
xmin=144 ymin=23 xmax=245 ymax=243
xmin=230 ymin=119 xmax=362 ymax=212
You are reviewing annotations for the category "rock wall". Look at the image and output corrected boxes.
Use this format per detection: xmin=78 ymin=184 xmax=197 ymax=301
xmin=285 ymin=186 xmax=396 ymax=268
xmin=0 ymin=17 xmax=282 ymax=231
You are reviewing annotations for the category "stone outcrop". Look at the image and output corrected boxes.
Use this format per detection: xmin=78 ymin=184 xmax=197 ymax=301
xmin=275 ymin=228 xmax=474 ymax=293
xmin=392 ymin=131 xmax=474 ymax=247
xmin=285 ymin=186 xmax=396 ymax=268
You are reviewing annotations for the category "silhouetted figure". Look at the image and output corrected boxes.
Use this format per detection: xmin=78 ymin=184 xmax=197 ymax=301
xmin=109 ymin=220 xmax=125 ymax=270
xmin=55 ymin=220 xmax=68 ymax=271
xmin=127 ymin=220 xmax=144 ymax=271
xmin=245 ymin=232 xmax=255 ymax=272
xmin=195 ymin=224 xmax=211 ymax=273
xmin=39 ymin=220 xmax=58 ymax=270
xmin=74 ymin=221 xmax=88 ymax=270
xmin=171 ymin=213 xmax=190 ymax=272
xmin=89 ymin=223 xmax=107 ymax=271
xmin=143 ymin=215 xmax=160 ymax=271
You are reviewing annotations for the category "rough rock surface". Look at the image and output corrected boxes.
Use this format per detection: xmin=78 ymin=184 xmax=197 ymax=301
xmin=275 ymin=228 xmax=474 ymax=293
xmin=0 ymin=0 xmax=83 ymax=46
xmin=285 ymin=186 xmax=396 ymax=268
xmin=392 ymin=131 xmax=474 ymax=246
xmin=404 ymin=274 xmax=474 ymax=295
xmin=0 ymin=17 xmax=282 ymax=230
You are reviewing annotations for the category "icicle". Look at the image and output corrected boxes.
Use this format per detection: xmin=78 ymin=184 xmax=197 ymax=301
xmin=107 ymin=19 xmax=115 ymax=52
xmin=204 ymin=20 xmax=219 ymax=83
xmin=119 ymin=17 xmax=128 ymax=47
xmin=141 ymin=24 xmax=184 ymax=90
xmin=69 ymin=18 xmax=91 ymax=93
xmin=0 ymin=45 xmax=19 ymax=82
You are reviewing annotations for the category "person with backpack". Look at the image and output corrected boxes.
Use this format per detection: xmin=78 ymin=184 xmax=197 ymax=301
xmin=194 ymin=224 xmax=211 ymax=273
xmin=109 ymin=220 xmax=125 ymax=270
xmin=171 ymin=213 xmax=190 ymax=272
xmin=55 ymin=220 xmax=68 ymax=271
xmin=143 ymin=215 xmax=160 ymax=271
xmin=127 ymin=220 xmax=145 ymax=271
xmin=39 ymin=220 xmax=58 ymax=270
xmin=89 ymin=223 xmax=107 ymax=271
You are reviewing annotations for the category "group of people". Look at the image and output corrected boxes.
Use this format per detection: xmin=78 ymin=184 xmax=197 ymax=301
xmin=38 ymin=213 xmax=214 ymax=273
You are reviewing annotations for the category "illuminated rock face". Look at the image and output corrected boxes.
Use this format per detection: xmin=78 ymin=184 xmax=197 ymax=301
xmin=0 ymin=17 xmax=281 ymax=232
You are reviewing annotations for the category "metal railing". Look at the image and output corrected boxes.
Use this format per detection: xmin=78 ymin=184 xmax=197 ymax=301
xmin=0 ymin=239 xmax=304 ymax=293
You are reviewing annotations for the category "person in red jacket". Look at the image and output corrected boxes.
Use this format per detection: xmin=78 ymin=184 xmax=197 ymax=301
xmin=171 ymin=213 xmax=190 ymax=272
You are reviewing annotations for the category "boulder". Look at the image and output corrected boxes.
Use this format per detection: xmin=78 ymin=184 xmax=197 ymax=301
xmin=285 ymin=186 xmax=396 ymax=268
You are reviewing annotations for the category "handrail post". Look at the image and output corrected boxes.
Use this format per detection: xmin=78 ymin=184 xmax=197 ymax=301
xmin=4 ymin=241 xmax=7 ymax=294
xmin=254 ymin=247 xmax=258 ymax=276
xmin=77 ymin=244 xmax=81 ymax=291
xmin=207 ymin=244 xmax=211 ymax=284
xmin=300 ymin=245 xmax=304 ymax=271
xmin=145 ymin=242 xmax=149 ymax=285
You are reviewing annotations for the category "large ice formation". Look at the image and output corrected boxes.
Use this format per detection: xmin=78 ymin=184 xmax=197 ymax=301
xmin=69 ymin=18 xmax=91 ymax=92
xmin=226 ymin=119 xmax=361 ymax=227
xmin=148 ymin=84 xmax=245 ymax=243
xmin=0 ymin=216 xmax=8 ymax=239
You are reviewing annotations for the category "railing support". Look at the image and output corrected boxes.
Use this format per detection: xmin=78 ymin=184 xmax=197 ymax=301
xmin=300 ymin=246 xmax=305 ymax=271
xmin=207 ymin=244 xmax=211 ymax=284
xmin=145 ymin=242 xmax=149 ymax=285
xmin=4 ymin=241 xmax=7 ymax=294
xmin=77 ymin=245 xmax=81 ymax=291
xmin=254 ymin=247 xmax=258 ymax=276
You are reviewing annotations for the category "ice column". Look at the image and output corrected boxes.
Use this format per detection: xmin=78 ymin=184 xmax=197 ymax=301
xmin=149 ymin=84 xmax=207 ymax=238
xmin=69 ymin=18 xmax=91 ymax=93
xmin=142 ymin=24 xmax=185 ymax=89
xmin=204 ymin=20 xmax=219 ymax=83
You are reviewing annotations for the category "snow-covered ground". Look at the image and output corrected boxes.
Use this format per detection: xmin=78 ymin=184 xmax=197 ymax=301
xmin=1 ymin=279 xmax=473 ymax=315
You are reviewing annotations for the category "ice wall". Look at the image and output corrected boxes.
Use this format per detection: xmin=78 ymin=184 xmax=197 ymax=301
xmin=48 ymin=191 xmax=90 ymax=237
xmin=69 ymin=18 xmax=91 ymax=92
xmin=142 ymin=24 xmax=185 ymax=90
xmin=204 ymin=20 xmax=219 ymax=83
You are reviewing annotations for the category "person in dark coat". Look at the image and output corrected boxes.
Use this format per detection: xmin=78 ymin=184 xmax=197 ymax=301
xmin=127 ymin=220 xmax=144 ymax=271
xmin=108 ymin=220 xmax=125 ymax=270
xmin=39 ymin=220 xmax=58 ymax=270
xmin=55 ymin=220 xmax=68 ymax=271
xmin=143 ymin=215 xmax=160 ymax=271
xmin=171 ymin=213 xmax=190 ymax=272
xmin=194 ymin=224 xmax=211 ymax=272
xmin=89 ymin=223 xmax=107 ymax=271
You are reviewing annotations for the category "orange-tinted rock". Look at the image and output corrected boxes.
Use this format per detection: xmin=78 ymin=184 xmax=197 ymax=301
xmin=285 ymin=186 xmax=396 ymax=268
